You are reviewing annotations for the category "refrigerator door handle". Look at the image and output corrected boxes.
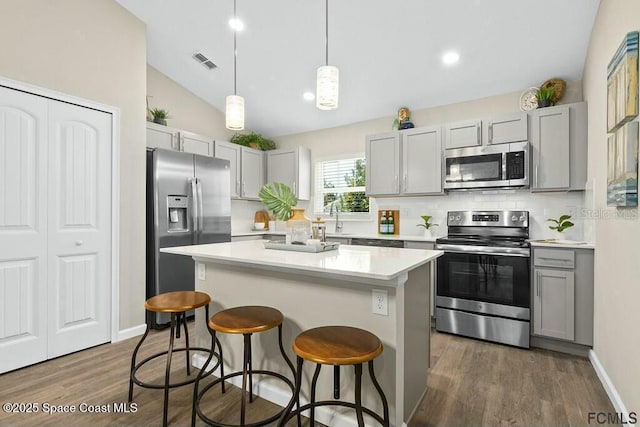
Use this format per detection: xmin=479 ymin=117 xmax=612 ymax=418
xmin=190 ymin=177 xmax=199 ymax=237
xmin=196 ymin=178 xmax=204 ymax=235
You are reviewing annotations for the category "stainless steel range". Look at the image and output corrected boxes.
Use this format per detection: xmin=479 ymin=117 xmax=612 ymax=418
xmin=435 ymin=210 xmax=531 ymax=348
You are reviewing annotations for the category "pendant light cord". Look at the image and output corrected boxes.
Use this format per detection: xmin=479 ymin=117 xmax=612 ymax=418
xmin=233 ymin=0 xmax=238 ymax=95
xmin=325 ymin=0 xmax=329 ymax=66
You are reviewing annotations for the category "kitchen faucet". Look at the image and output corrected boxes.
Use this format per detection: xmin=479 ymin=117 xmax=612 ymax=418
xmin=329 ymin=201 xmax=344 ymax=233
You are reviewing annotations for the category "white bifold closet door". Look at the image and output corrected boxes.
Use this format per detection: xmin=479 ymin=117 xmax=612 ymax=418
xmin=0 ymin=86 xmax=112 ymax=373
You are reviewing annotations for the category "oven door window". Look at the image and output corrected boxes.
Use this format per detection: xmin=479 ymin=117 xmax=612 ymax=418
xmin=437 ymin=252 xmax=530 ymax=308
xmin=445 ymin=153 xmax=503 ymax=183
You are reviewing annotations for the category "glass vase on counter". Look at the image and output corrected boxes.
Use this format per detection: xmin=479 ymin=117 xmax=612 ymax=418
xmin=286 ymin=208 xmax=311 ymax=244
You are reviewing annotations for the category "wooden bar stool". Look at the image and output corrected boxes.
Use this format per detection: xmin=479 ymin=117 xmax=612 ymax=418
xmin=192 ymin=306 xmax=298 ymax=427
xmin=128 ymin=291 xmax=222 ymax=427
xmin=278 ymin=326 xmax=390 ymax=427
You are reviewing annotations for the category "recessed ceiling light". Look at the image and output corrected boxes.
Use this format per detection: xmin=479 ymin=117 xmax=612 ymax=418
xmin=303 ymin=92 xmax=315 ymax=101
xmin=442 ymin=51 xmax=460 ymax=65
xmin=228 ymin=18 xmax=244 ymax=31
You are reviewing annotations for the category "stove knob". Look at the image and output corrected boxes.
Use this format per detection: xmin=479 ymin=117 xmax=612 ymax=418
xmin=455 ymin=215 xmax=461 ymax=221
xmin=519 ymin=215 xmax=525 ymax=222
xmin=511 ymin=215 xmax=518 ymax=221
xmin=448 ymin=215 xmax=454 ymax=221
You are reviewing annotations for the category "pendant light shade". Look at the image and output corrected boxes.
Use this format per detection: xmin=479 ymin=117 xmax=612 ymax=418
xmin=225 ymin=95 xmax=244 ymax=130
xmin=226 ymin=0 xmax=244 ymax=130
xmin=316 ymin=0 xmax=338 ymax=110
xmin=316 ymin=65 xmax=339 ymax=110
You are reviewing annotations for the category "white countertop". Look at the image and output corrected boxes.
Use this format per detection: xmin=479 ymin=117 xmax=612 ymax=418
xmin=529 ymin=240 xmax=595 ymax=249
xmin=162 ymin=240 xmax=443 ymax=283
xmin=232 ymin=230 xmax=437 ymax=242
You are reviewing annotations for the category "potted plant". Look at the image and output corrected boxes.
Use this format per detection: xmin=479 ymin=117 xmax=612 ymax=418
xmin=149 ymin=108 xmax=170 ymax=126
xmin=259 ymin=183 xmax=304 ymax=243
xmin=230 ymin=132 xmax=277 ymax=151
xmin=536 ymin=87 xmax=555 ymax=108
xmin=546 ymin=214 xmax=574 ymax=240
xmin=416 ymin=215 xmax=438 ymax=239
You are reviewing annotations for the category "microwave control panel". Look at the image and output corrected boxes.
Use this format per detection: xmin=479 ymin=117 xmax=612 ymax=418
xmin=506 ymin=151 xmax=525 ymax=179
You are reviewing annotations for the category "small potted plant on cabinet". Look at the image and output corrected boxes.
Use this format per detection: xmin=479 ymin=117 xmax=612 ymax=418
xmin=149 ymin=108 xmax=170 ymax=126
xmin=230 ymin=132 xmax=277 ymax=150
xmin=546 ymin=214 xmax=574 ymax=240
xmin=536 ymin=87 xmax=555 ymax=108
xmin=416 ymin=215 xmax=438 ymax=239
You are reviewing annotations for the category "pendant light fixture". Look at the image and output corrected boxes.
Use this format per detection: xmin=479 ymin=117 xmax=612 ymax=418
xmin=316 ymin=0 xmax=339 ymax=110
xmin=226 ymin=0 xmax=244 ymax=130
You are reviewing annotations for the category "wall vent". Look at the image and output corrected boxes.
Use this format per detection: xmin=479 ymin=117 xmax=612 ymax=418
xmin=193 ymin=52 xmax=217 ymax=70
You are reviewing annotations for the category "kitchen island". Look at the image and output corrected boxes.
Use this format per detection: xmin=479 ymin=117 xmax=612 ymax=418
xmin=162 ymin=240 xmax=442 ymax=427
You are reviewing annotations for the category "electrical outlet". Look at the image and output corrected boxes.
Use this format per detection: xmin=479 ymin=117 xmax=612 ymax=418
xmin=372 ymin=289 xmax=388 ymax=316
xmin=197 ymin=263 xmax=206 ymax=280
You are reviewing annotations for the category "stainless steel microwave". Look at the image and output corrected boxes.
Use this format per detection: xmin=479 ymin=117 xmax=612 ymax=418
xmin=443 ymin=141 xmax=529 ymax=190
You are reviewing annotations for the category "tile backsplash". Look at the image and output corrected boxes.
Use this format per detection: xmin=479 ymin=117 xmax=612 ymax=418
xmin=232 ymin=190 xmax=587 ymax=241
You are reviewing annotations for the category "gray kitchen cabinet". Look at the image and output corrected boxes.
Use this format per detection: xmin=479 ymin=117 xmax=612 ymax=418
xmin=444 ymin=119 xmax=481 ymax=149
xmin=483 ymin=112 xmax=528 ymax=145
xmin=401 ymin=126 xmax=443 ymax=194
xmin=530 ymin=102 xmax=587 ymax=191
xmin=266 ymin=147 xmax=311 ymax=200
xmin=180 ymin=130 xmax=214 ymax=156
xmin=367 ymin=127 xmax=443 ymax=196
xmin=214 ymin=142 xmax=263 ymax=200
xmin=214 ymin=141 xmax=241 ymax=198
xmin=532 ymin=247 xmax=594 ymax=346
xmin=404 ymin=241 xmax=437 ymax=318
xmin=533 ymin=268 xmax=575 ymax=341
xmin=366 ymin=132 xmax=400 ymax=196
xmin=147 ymin=122 xmax=179 ymax=150
xmin=240 ymin=147 xmax=265 ymax=200
xmin=147 ymin=123 xmax=214 ymax=156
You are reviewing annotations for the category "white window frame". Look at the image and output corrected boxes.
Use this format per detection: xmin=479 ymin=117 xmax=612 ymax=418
xmin=314 ymin=153 xmax=371 ymax=220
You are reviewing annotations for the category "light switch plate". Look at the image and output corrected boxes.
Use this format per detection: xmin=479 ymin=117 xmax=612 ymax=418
xmin=197 ymin=263 xmax=206 ymax=280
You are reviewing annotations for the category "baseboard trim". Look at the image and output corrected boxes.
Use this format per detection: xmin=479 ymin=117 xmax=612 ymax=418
xmin=115 ymin=324 xmax=146 ymax=342
xmin=192 ymin=354 xmax=381 ymax=427
xmin=589 ymin=350 xmax=632 ymax=425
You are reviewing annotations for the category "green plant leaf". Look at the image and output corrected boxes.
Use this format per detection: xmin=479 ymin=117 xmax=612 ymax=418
xmin=230 ymin=132 xmax=276 ymax=151
xmin=149 ymin=108 xmax=169 ymax=119
xmin=548 ymin=225 xmax=559 ymax=230
xmin=546 ymin=218 xmax=560 ymax=224
xmin=558 ymin=214 xmax=572 ymax=223
xmin=258 ymin=182 xmax=297 ymax=221
xmin=557 ymin=221 xmax=574 ymax=232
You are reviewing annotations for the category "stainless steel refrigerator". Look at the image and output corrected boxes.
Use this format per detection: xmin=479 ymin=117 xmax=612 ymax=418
xmin=146 ymin=148 xmax=231 ymax=327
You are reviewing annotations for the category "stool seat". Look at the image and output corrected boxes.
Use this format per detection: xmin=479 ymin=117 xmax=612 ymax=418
xmin=144 ymin=291 xmax=211 ymax=313
xmin=293 ymin=326 xmax=383 ymax=365
xmin=208 ymin=305 xmax=283 ymax=334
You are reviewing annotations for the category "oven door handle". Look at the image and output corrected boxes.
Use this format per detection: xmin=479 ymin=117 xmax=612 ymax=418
xmin=435 ymin=244 xmax=530 ymax=257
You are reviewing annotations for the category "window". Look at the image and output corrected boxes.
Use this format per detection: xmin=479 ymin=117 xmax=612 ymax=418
xmin=315 ymin=156 xmax=370 ymax=216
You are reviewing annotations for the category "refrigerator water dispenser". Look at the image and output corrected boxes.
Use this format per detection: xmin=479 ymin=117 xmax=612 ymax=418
xmin=167 ymin=196 xmax=188 ymax=231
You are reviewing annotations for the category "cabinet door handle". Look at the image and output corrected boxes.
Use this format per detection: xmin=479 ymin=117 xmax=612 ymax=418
xmin=403 ymin=174 xmax=407 ymax=192
xmin=477 ymin=125 xmax=481 ymax=144
xmin=489 ymin=124 xmax=493 ymax=143
xmin=242 ymin=181 xmax=246 ymax=196
xmin=236 ymin=180 xmax=240 ymax=196
xmin=180 ymin=137 xmax=185 ymax=151
xmin=535 ymin=165 xmax=539 ymax=187
xmin=292 ymin=181 xmax=296 ymax=195
xmin=394 ymin=175 xmax=399 ymax=192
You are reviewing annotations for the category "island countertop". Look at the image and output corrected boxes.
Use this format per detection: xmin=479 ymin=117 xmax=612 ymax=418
xmin=161 ymin=240 xmax=442 ymax=285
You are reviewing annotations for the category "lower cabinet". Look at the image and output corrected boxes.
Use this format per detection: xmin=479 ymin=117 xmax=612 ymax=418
xmin=531 ymin=248 xmax=594 ymax=346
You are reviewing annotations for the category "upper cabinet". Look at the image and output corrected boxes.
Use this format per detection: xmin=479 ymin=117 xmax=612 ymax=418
xmin=530 ymin=102 xmax=587 ymax=191
xmin=444 ymin=113 xmax=528 ymax=149
xmin=146 ymin=122 xmax=214 ymax=156
xmin=483 ymin=112 xmax=528 ymax=145
xmin=214 ymin=141 xmax=264 ymax=200
xmin=266 ymin=147 xmax=311 ymax=200
xmin=366 ymin=127 xmax=443 ymax=196
xmin=444 ymin=120 xmax=481 ymax=149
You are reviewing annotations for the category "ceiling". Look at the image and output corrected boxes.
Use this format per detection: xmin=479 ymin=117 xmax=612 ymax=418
xmin=116 ymin=0 xmax=600 ymax=137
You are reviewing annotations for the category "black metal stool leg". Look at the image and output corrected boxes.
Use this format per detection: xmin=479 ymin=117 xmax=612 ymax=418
xmin=354 ymin=364 xmax=365 ymax=427
xmin=369 ymin=360 xmax=390 ymax=427
xmin=183 ymin=312 xmax=191 ymax=376
xmin=334 ymin=365 xmax=341 ymax=399
xmin=310 ymin=363 xmax=322 ymax=426
xmin=248 ymin=335 xmax=254 ymax=403
xmin=277 ymin=356 xmax=303 ymax=427
xmin=217 ymin=334 xmax=226 ymax=394
xmin=277 ymin=325 xmax=300 ymax=426
xmin=240 ymin=333 xmax=251 ymax=426
xmin=192 ymin=305 xmax=216 ymax=427
xmin=129 ymin=310 xmax=152 ymax=402
xmin=163 ymin=313 xmax=177 ymax=427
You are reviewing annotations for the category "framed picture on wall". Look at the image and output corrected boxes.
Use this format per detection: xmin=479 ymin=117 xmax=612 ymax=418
xmin=607 ymin=31 xmax=639 ymax=133
xmin=607 ymin=121 xmax=638 ymax=207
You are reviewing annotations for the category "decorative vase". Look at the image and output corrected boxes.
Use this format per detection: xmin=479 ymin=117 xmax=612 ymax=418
xmin=423 ymin=228 xmax=433 ymax=239
xmin=552 ymin=231 xmax=564 ymax=240
xmin=153 ymin=117 xmax=167 ymax=126
xmin=286 ymin=208 xmax=311 ymax=244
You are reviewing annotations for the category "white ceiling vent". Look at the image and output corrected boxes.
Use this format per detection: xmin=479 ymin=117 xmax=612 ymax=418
xmin=193 ymin=52 xmax=217 ymax=70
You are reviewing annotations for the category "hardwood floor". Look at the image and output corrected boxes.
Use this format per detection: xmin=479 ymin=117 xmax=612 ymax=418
xmin=0 ymin=324 xmax=615 ymax=426
xmin=410 ymin=330 xmax=616 ymax=427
